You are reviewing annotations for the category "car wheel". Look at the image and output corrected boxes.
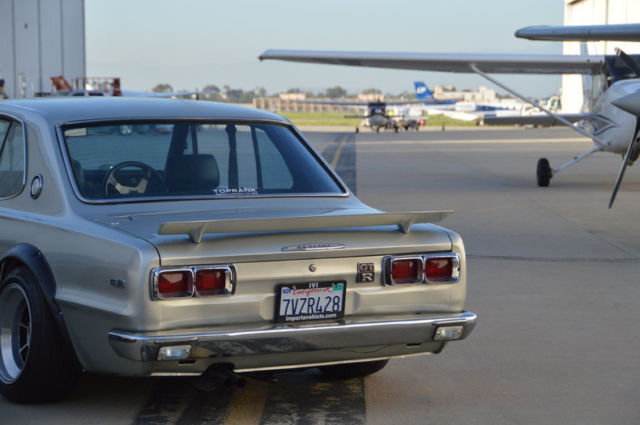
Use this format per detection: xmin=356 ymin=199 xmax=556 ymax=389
xmin=319 ymin=359 xmax=388 ymax=379
xmin=536 ymin=158 xmax=552 ymax=187
xmin=0 ymin=267 xmax=79 ymax=403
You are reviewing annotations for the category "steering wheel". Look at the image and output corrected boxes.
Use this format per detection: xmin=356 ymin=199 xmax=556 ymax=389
xmin=103 ymin=161 xmax=163 ymax=196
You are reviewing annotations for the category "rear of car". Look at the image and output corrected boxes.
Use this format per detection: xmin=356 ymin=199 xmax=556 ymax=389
xmin=0 ymin=99 xmax=476 ymax=403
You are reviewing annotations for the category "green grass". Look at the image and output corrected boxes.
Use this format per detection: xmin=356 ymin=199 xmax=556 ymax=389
xmin=278 ymin=111 xmax=477 ymax=127
xmin=423 ymin=114 xmax=479 ymax=127
xmin=279 ymin=111 xmax=361 ymax=126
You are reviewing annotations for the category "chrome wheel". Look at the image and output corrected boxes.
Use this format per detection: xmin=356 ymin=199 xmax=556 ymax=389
xmin=0 ymin=283 xmax=32 ymax=384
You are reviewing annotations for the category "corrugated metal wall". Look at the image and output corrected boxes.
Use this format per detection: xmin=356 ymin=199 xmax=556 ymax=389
xmin=0 ymin=0 xmax=85 ymax=98
xmin=562 ymin=0 xmax=640 ymax=112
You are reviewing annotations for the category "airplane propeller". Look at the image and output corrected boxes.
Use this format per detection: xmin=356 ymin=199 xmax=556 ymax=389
xmin=615 ymin=48 xmax=640 ymax=77
xmin=609 ymin=90 xmax=640 ymax=208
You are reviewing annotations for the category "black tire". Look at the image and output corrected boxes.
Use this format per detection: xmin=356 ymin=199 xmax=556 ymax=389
xmin=536 ymin=158 xmax=552 ymax=187
xmin=319 ymin=359 xmax=389 ymax=379
xmin=355 ymin=127 xmax=359 ymax=134
xmin=0 ymin=267 xmax=80 ymax=403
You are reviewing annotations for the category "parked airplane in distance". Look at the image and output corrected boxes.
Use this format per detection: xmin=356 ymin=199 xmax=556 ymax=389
xmin=259 ymin=38 xmax=640 ymax=207
xmin=291 ymin=84 xmax=435 ymax=133
xmin=413 ymin=81 xmax=528 ymax=122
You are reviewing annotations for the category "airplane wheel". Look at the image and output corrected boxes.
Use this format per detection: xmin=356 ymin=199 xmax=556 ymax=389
xmin=376 ymin=127 xmax=380 ymax=133
xmin=536 ymin=158 xmax=552 ymax=187
xmin=394 ymin=127 xmax=399 ymax=133
xmin=355 ymin=127 xmax=359 ymax=134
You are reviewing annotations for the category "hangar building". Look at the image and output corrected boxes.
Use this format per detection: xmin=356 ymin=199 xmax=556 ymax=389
xmin=0 ymin=0 xmax=85 ymax=99
xmin=562 ymin=0 xmax=640 ymax=112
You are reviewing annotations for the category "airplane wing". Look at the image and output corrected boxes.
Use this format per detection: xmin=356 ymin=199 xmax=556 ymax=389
xmin=293 ymin=99 xmax=426 ymax=106
xmin=428 ymin=110 xmax=482 ymax=122
xmin=259 ymin=50 xmax=604 ymax=74
xmin=483 ymin=113 xmax=593 ymax=126
xmin=385 ymin=100 xmax=430 ymax=105
xmin=516 ymin=24 xmax=640 ymax=42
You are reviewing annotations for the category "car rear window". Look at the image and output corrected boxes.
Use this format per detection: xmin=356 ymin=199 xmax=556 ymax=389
xmin=62 ymin=121 xmax=344 ymax=201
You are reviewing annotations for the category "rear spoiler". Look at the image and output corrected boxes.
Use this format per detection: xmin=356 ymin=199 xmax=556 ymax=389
xmin=158 ymin=211 xmax=453 ymax=243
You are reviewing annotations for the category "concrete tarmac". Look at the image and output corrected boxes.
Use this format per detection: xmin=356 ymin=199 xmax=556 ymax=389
xmin=2 ymin=127 xmax=639 ymax=424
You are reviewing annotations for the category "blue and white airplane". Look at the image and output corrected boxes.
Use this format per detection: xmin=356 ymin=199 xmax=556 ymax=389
xmin=412 ymin=81 xmax=526 ymax=122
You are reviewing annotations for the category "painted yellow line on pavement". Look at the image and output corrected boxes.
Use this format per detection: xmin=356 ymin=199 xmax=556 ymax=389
xmin=223 ymin=380 xmax=269 ymax=425
xmin=331 ymin=135 xmax=350 ymax=168
xmin=357 ymin=137 xmax=591 ymax=145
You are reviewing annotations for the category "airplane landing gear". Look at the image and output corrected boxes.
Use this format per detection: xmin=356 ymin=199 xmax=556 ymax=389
xmin=536 ymin=158 xmax=552 ymax=187
xmin=355 ymin=127 xmax=359 ymax=134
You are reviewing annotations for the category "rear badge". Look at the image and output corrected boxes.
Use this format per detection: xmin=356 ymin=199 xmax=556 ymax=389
xmin=281 ymin=243 xmax=346 ymax=252
xmin=357 ymin=263 xmax=375 ymax=283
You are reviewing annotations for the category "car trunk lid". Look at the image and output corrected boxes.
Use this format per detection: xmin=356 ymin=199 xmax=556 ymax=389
xmin=95 ymin=207 xmax=454 ymax=266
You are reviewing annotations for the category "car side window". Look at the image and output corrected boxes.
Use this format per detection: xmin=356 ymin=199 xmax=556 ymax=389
xmin=254 ymin=128 xmax=293 ymax=190
xmin=0 ymin=120 xmax=25 ymax=198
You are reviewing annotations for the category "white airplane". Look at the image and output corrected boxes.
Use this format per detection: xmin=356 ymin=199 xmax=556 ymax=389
xmin=259 ymin=34 xmax=640 ymax=207
xmin=292 ymin=97 xmax=423 ymax=133
xmin=413 ymin=81 xmax=529 ymax=123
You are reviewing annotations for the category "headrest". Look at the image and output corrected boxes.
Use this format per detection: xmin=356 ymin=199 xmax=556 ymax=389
xmin=166 ymin=154 xmax=219 ymax=193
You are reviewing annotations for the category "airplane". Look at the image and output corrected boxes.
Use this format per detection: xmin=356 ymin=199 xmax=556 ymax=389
xmin=514 ymin=23 xmax=640 ymax=207
xmin=291 ymin=85 xmax=435 ymax=133
xmin=413 ymin=81 xmax=529 ymax=123
xmin=259 ymin=41 xmax=640 ymax=207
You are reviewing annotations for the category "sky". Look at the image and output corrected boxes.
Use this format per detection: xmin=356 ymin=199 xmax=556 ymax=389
xmin=85 ymin=0 xmax=564 ymax=97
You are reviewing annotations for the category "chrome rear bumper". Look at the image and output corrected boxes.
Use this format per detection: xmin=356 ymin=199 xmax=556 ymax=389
xmin=108 ymin=312 xmax=476 ymax=363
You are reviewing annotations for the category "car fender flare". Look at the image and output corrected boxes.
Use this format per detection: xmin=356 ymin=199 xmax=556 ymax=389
xmin=0 ymin=243 xmax=79 ymax=361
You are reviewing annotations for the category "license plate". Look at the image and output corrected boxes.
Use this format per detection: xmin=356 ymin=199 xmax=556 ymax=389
xmin=275 ymin=281 xmax=346 ymax=323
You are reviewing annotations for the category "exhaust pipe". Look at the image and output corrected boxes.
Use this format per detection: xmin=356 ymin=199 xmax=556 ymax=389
xmin=195 ymin=365 xmax=246 ymax=391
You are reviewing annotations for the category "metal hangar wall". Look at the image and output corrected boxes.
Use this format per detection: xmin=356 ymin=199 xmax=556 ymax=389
xmin=0 ymin=0 xmax=85 ymax=98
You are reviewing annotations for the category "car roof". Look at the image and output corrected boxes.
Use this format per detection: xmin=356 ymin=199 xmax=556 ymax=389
xmin=0 ymin=97 xmax=289 ymax=126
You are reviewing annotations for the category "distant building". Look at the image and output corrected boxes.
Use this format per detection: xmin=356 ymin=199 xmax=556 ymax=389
xmin=0 ymin=0 xmax=85 ymax=98
xmin=562 ymin=0 xmax=640 ymax=112
xmin=253 ymin=93 xmax=351 ymax=112
xmin=433 ymin=85 xmax=498 ymax=103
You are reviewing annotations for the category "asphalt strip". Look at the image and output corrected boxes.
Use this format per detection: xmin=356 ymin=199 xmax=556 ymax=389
xmin=356 ymin=137 xmax=590 ymax=145
xmin=132 ymin=373 xmax=366 ymax=425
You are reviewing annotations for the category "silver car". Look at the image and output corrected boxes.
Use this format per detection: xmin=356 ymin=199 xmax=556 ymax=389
xmin=0 ymin=98 xmax=476 ymax=403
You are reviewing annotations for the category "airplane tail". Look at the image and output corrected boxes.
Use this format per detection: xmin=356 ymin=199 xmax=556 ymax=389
xmin=414 ymin=81 xmax=436 ymax=102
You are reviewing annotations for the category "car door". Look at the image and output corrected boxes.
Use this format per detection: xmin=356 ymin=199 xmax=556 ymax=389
xmin=0 ymin=117 xmax=27 ymax=256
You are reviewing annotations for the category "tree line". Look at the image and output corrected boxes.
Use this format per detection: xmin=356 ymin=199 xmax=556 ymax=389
xmin=151 ymin=84 xmax=413 ymax=102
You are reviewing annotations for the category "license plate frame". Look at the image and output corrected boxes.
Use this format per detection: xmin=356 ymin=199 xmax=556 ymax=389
xmin=274 ymin=281 xmax=346 ymax=323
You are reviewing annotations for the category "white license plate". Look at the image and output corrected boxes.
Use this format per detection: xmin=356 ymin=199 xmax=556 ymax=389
xmin=275 ymin=281 xmax=346 ymax=323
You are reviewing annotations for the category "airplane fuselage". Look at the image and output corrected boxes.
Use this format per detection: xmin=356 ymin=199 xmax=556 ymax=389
xmin=366 ymin=113 xmax=389 ymax=129
xmin=588 ymin=79 xmax=640 ymax=155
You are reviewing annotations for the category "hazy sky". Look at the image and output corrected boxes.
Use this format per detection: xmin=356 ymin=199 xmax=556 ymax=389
xmin=86 ymin=0 xmax=564 ymax=97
